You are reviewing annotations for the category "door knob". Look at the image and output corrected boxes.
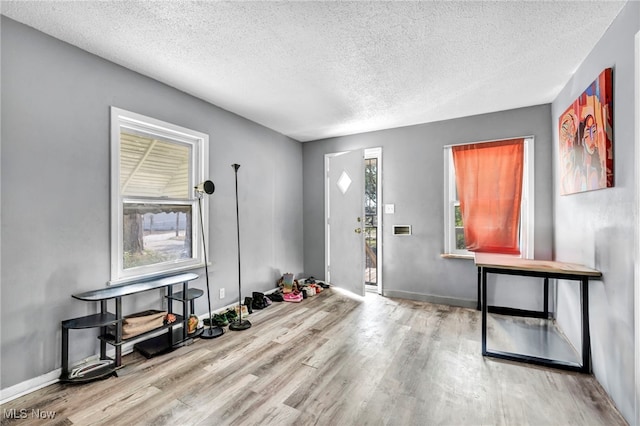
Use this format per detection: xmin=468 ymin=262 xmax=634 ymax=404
xmin=354 ymin=228 xmax=362 ymax=234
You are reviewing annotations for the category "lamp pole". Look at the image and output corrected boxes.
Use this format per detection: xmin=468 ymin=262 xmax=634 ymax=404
xmin=229 ymin=164 xmax=251 ymax=331
xmin=196 ymin=181 xmax=224 ymax=339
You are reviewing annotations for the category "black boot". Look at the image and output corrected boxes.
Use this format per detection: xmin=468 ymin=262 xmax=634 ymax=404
xmin=244 ymin=297 xmax=253 ymax=314
xmin=252 ymin=292 xmax=267 ymax=309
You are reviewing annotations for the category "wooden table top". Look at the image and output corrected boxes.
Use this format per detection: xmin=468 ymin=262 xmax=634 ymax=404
xmin=474 ymin=253 xmax=602 ymax=277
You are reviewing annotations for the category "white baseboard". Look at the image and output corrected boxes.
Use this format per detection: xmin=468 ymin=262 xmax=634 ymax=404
xmin=0 ymin=369 xmax=62 ymax=405
xmin=0 ymin=342 xmax=139 ymax=405
xmin=383 ymin=289 xmax=476 ymax=309
xmin=0 ymin=294 xmax=279 ymax=404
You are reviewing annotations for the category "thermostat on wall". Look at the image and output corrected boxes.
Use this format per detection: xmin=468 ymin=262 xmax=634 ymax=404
xmin=393 ymin=225 xmax=412 ymax=236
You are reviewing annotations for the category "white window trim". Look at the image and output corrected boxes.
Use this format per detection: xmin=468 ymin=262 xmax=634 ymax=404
xmin=443 ymin=136 xmax=534 ymax=259
xmin=109 ymin=107 xmax=209 ymax=284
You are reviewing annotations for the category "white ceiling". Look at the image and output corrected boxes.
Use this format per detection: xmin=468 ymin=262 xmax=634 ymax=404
xmin=1 ymin=1 xmax=627 ymax=142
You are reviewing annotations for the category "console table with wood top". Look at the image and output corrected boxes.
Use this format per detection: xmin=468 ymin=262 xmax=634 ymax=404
xmin=60 ymin=272 xmax=200 ymax=383
xmin=475 ymin=253 xmax=602 ymax=373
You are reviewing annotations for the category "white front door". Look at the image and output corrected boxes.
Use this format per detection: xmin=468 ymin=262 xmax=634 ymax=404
xmin=326 ymin=150 xmax=365 ymax=297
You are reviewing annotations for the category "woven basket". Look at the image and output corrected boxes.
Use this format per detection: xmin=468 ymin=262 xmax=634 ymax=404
xmin=122 ymin=310 xmax=167 ymax=339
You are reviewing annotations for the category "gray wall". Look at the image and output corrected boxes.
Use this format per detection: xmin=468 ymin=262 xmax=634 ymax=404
xmin=3 ymin=4 xmax=637 ymax=421
xmin=1 ymin=17 xmax=303 ymax=391
xmin=551 ymin=1 xmax=639 ymax=422
xmin=303 ymin=104 xmax=554 ymax=308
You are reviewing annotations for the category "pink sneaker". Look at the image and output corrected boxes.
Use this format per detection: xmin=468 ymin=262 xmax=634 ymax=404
xmin=284 ymin=292 xmax=303 ymax=303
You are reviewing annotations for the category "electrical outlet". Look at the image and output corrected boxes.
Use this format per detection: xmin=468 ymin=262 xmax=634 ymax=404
xmin=219 ymin=288 xmax=225 ymax=299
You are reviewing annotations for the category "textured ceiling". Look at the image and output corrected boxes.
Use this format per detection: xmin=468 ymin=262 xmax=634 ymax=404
xmin=1 ymin=1 xmax=627 ymax=142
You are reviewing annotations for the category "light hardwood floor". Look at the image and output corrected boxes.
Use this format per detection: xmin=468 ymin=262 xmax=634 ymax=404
xmin=1 ymin=288 xmax=628 ymax=425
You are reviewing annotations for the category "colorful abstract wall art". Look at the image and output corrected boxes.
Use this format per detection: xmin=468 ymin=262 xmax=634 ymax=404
xmin=558 ymin=68 xmax=613 ymax=195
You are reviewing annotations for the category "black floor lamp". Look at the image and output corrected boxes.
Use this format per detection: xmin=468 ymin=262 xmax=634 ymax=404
xmin=229 ymin=164 xmax=251 ymax=331
xmin=195 ymin=180 xmax=224 ymax=339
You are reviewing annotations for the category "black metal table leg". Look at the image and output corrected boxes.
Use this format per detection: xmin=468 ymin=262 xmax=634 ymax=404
xmin=115 ymin=297 xmax=122 ymax=367
xmin=581 ymin=277 xmax=591 ymax=373
xmin=100 ymin=300 xmax=107 ymax=359
xmin=61 ymin=325 xmax=69 ymax=376
xmin=182 ymin=281 xmax=188 ymax=342
xmin=477 ymin=266 xmax=482 ymax=311
xmin=166 ymin=285 xmax=174 ymax=347
xmin=481 ymin=267 xmax=488 ymax=355
xmin=543 ymin=277 xmax=549 ymax=318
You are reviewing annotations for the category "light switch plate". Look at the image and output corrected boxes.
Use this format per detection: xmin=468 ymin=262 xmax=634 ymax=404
xmin=384 ymin=204 xmax=395 ymax=214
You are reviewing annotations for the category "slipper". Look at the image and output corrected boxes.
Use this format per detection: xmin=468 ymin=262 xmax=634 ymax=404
xmin=284 ymin=292 xmax=303 ymax=303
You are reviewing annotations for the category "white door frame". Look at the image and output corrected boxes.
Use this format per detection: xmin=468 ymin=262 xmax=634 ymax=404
xmin=634 ymin=29 xmax=639 ymax=426
xmin=365 ymin=147 xmax=383 ymax=295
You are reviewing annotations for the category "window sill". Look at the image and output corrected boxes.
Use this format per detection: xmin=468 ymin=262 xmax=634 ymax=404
xmin=440 ymin=253 xmax=474 ymax=260
xmin=108 ymin=262 xmax=210 ymax=286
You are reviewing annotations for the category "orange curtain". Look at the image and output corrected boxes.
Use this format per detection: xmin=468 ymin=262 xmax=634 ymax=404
xmin=452 ymin=139 xmax=524 ymax=254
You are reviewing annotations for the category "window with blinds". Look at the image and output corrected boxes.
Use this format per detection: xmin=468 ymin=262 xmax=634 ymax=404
xmin=110 ymin=107 xmax=209 ymax=283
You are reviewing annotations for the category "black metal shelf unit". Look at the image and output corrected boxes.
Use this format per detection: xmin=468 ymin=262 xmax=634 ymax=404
xmin=60 ymin=273 xmax=200 ymax=383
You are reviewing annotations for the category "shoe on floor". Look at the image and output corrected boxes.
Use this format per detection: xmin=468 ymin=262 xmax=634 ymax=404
xmin=283 ymin=292 xmax=303 ymax=303
xmin=267 ymin=292 xmax=284 ymax=302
